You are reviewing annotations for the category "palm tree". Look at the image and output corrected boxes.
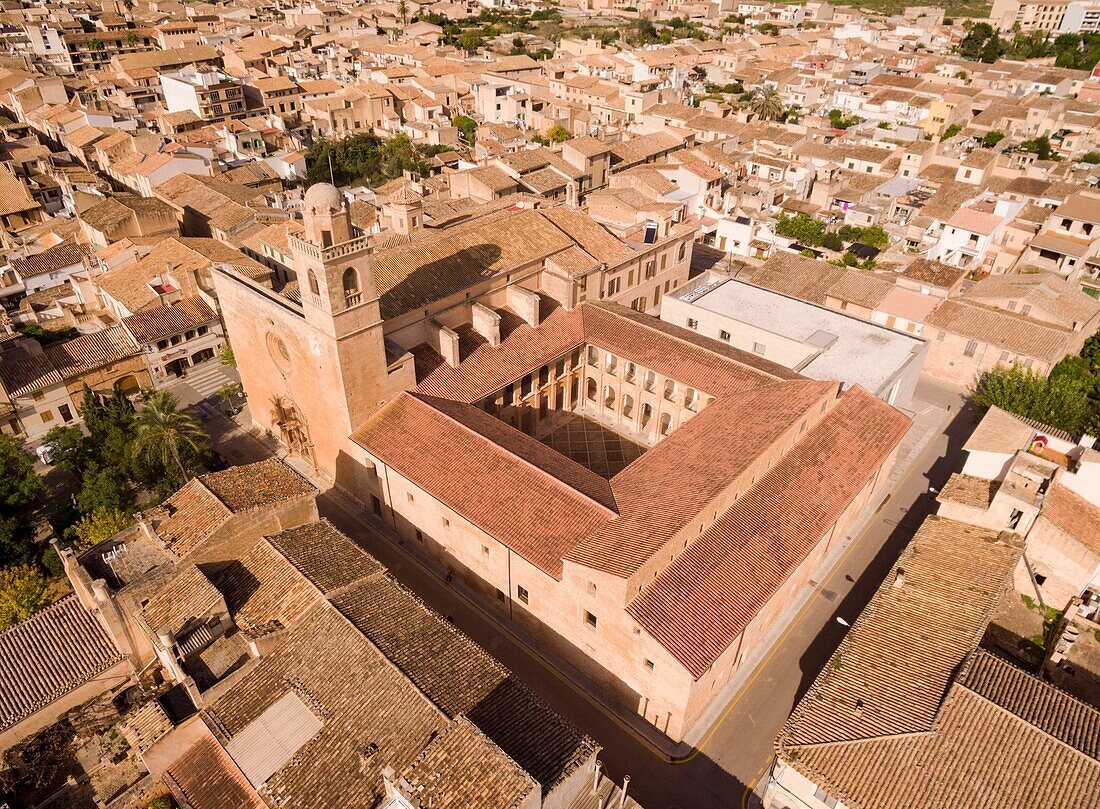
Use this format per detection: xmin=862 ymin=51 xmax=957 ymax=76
xmin=132 ymin=391 xmax=208 ymax=486
xmin=397 ymin=0 xmax=409 ymax=26
xmin=749 ymin=86 xmax=784 ymax=122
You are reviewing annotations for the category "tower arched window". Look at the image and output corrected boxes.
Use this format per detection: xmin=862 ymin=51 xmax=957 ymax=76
xmin=342 ymin=267 xmax=361 ymax=305
xmin=308 ymin=270 xmax=320 ymax=297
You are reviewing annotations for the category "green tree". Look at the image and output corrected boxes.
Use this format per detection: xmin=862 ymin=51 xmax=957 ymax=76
xmin=545 ymin=123 xmax=571 ymax=143
xmin=218 ymin=383 xmax=243 ymax=412
xmin=0 ymin=435 xmax=45 ymax=512
xmin=775 ymin=214 xmax=826 ymax=246
xmin=837 ymin=224 xmax=864 ymax=243
xmin=827 ymin=108 xmax=862 ymax=130
xmin=1081 ymin=152 xmax=1100 ymax=164
xmin=458 ymin=31 xmax=483 ymax=53
xmin=982 ymin=130 xmax=1005 ymax=148
xmin=125 ymin=31 xmax=139 ymax=47
xmin=88 ymin=38 xmax=104 ymax=52
xmin=749 ymin=86 xmax=784 ymax=122
xmin=42 ymin=426 xmax=92 ymax=476
xmin=131 ymin=391 xmax=208 ymax=489
xmin=821 ymin=232 xmax=843 ymax=252
xmin=0 ymin=563 xmax=50 ymax=629
xmin=76 ymin=465 xmax=134 ymax=515
xmin=942 ymin=122 xmax=963 ymax=139
xmin=69 ymin=509 xmax=133 ymax=552
xmin=971 ymin=364 xmax=1090 ymax=434
xmin=454 ymin=114 xmax=477 ymax=145
xmin=219 ymin=343 xmax=236 ymax=367
xmin=860 ymin=225 xmax=889 ymax=248
xmin=398 ymin=0 xmax=409 ymax=26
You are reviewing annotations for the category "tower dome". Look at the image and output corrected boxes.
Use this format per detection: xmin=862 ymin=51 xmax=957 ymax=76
xmin=304 ymin=182 xmax=342 ymax=214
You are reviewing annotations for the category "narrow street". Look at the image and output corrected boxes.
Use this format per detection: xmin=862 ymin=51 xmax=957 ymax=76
xmin=209 ymin=378 xmax=971 ymax=808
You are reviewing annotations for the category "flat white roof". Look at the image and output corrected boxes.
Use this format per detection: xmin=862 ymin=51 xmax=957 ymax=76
xmin=677 ymin=276 xmax=924 ymax=396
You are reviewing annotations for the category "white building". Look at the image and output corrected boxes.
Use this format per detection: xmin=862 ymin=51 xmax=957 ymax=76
xmin=661 ymin=273 xmax=928 ymax=409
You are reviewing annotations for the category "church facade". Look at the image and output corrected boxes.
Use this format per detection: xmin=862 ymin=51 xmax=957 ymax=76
xmin=214 ymin=185 xmax=909 ymax=741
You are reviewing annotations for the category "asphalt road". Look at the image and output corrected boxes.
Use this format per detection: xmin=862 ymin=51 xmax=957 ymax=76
xmin=218 ymin=379 xmax=971 ymax=809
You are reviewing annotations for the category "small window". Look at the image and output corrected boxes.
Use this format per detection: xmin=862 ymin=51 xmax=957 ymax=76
xmin=1021 ymin=304 xmax=1031 ymax=315
xmin=644 ymin=658 xmax=655 ymax=670
xmin=937 ymin=331 xmax=946 ymax=341
xmin=753 ymin=342 xmax=766 ymax=355
xmin=371 ymin=495 xmax=382 ymax=515
xmin=606 ymin=277 xmax=621 ymax=296
xmin=719 ymin=329 xmax=731 ymax=341
xmin=517 ymin=585 xmax=529 ymax=604
xmin=587 ymin=581 xmax=597 ymax=595
xmin=407 ymin=492 xmax=414 ymax=502
xmin=40 ymin=409 xmax=55 ymax=423
xmin=481 ymin=544 xmax=490 ymax=556
xmin=443 ymin=517 xmax=450 ymax=527
xmin=59 ymin=404 xmax=73 ymax=422
xmin=496 ymin=589 xmax=506 ymax=603
xmin=1034 ymin=572 xmax=1047 ymax=586
xmin=813 ymin=788 xmax=839 ymax=809
xmin=415 ymin=529 xmax=423 ymax=542
xmin=584 ymin=611 xmax=598 ymax=629
xmin=999 ymin=350 xmax=1010 ymax=361
xmin=964 ymin=339 xmax=978 ymax=357
xmin=687 ymin=318 xmax=698 ymax=330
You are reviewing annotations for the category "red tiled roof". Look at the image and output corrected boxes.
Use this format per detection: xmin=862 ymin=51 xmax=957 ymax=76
xmin=122 ymin=296 xmax=217 ymax=344
xmin=352 ymin=393 xmax=614 ymax=578
xmin=1040 ymin=482 xmax=1100 ymax=554
xmin=626 ymin=387 xmax=909 ymax=676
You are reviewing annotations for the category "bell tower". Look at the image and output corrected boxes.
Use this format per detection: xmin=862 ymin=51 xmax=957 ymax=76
xmin=294 ymin=182 xmax=380 ymax=339
xmin=289 ymin=182 xmax=409 ymax=439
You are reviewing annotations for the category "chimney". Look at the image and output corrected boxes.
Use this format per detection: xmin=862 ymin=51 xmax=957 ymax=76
xmin=91 ymin=578 xmax=110 ymax=604
xmin=892 ymin=567 xmax=905 ymax=589
xmin=429 ymin=320 xmax=460 ymax=367
xmin=592 ymin=760 xmax=602 ymax=794
xmin=619 ymin=775 xmax=631 ymax=809
xmin=471 ymin=303 xmax=501 ymax=348
xmin=506 ymin=285 xmax=540 ymax=329
xmin=566 ymin=179 xmax=579 ymax=209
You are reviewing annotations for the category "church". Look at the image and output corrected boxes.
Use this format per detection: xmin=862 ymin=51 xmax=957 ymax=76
xmin=213 ymin=184 xmax=909 ymax=742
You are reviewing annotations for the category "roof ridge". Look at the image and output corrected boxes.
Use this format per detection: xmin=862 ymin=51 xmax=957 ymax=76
xmin=582 ymin=300 xmax=795 ymax=384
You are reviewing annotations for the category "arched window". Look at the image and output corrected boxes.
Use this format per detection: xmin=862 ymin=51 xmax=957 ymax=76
xmin=659 ymin=413 xmax=673 ymax=436
xmin=308 ymin=270 xmax=320 ymax=296
xmin=587 ymin=345 xmax=599 ymax=367
xmin=678 ymin=241 xmax=687 ymax=262
xmin=640 ymin=402 xmax=652 ymax=428
xmin=622 ymin=394 xmax=634 ymax=419
xmin=342 ymin=268 xmax=361 ymax=305
xmin=586 ymin=377 xmax=597 ymax=401
xmin=603 ymin=385 xmax=615 ymax=409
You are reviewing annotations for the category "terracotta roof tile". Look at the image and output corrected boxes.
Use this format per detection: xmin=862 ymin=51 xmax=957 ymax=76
xmin=780 ymin=516 xmax=1022 ymax=749
xmin=0 ymin=596 xmax=123 ymax=732
xmin=1039 ymin=482 xmax=1100 ymax=555
xmin=122 ymin=296 xmax=217 ymax=344
xmin=627 ymin=387 xmax=909 ymax=677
